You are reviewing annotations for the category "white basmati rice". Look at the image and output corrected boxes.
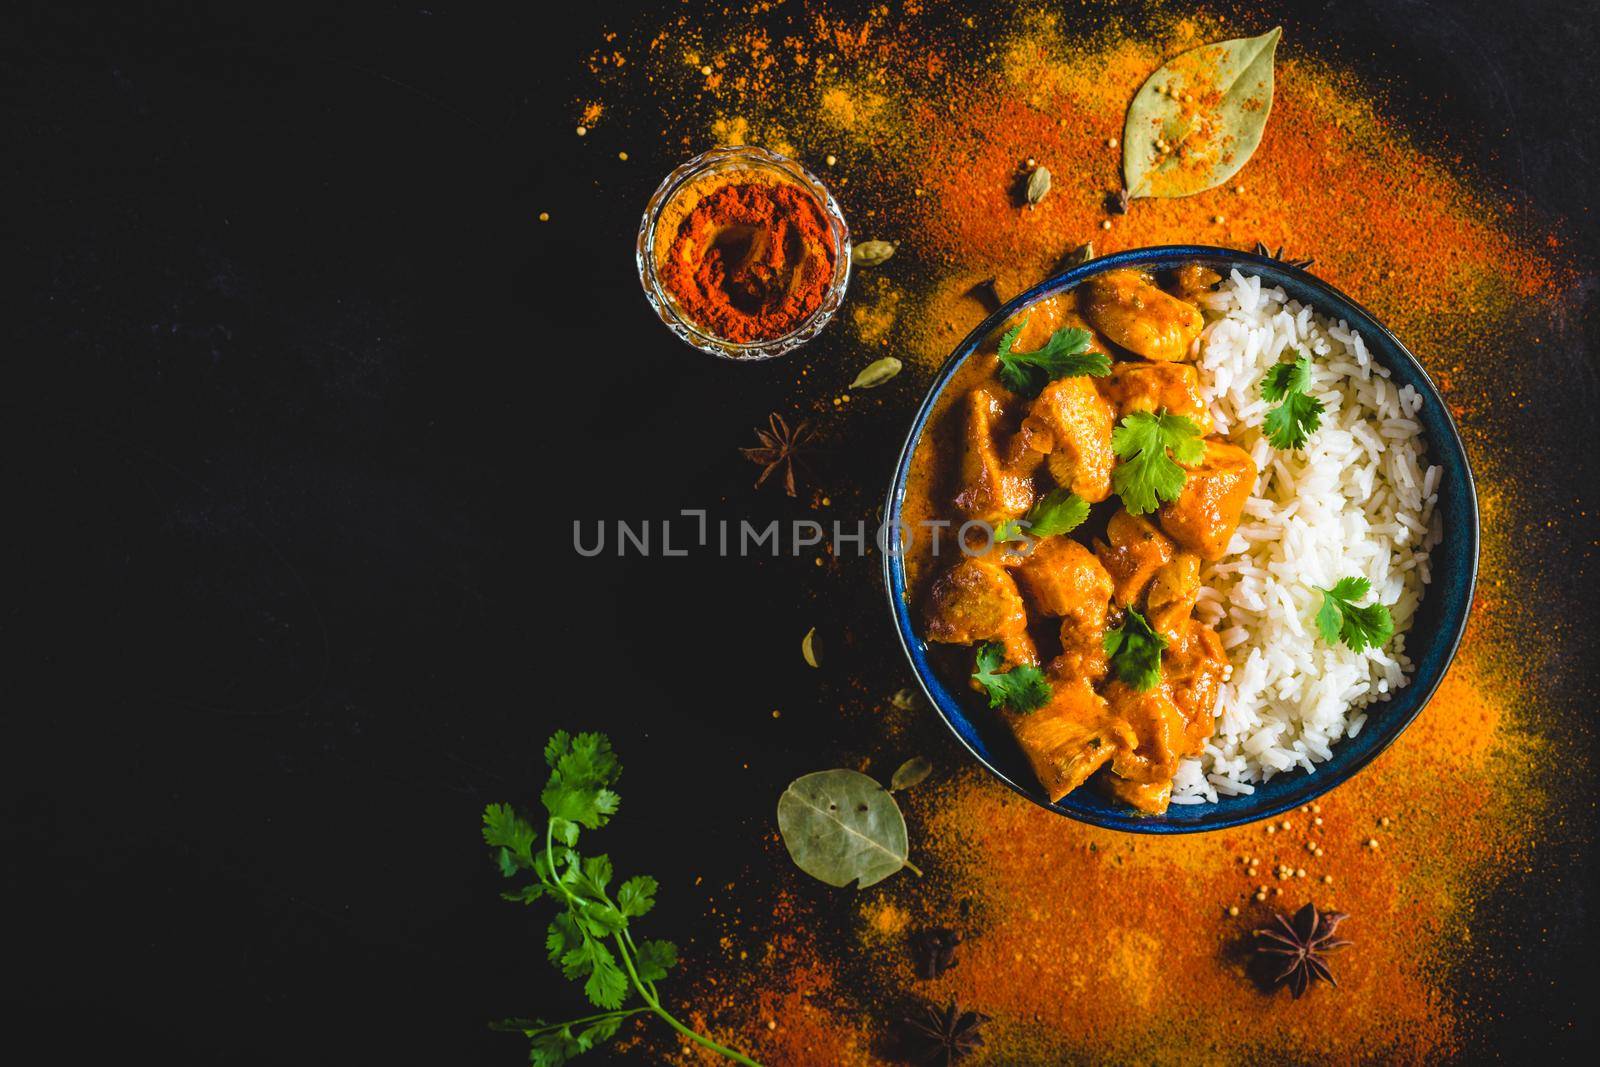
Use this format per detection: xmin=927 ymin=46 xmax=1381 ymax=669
xmin=1171 ymin=271 xmax=1442 ymax=805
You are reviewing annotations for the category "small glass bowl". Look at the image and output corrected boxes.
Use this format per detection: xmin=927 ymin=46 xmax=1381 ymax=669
xmin=636 ymin=145 xmax=851 ymax=361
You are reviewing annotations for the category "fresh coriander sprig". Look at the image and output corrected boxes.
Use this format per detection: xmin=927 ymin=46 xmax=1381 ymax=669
xmin=996 ymin=318 xmax=1112 ymax=398
xmin=1021 ymin=488 xmax=1091 ymax=538
xmin=1103 ymin=609 xmax=1168 ymax=691
xmin=483 ymin=732 xmax=763 ymax=1067
xmin=1111 ymin=410 xmax=1205 ymax=514
xmin=973 ymin=641 xmax=1052 ymax=712
xmin=994 ymin=488 xmax=1091 ymax=543
xmin=1261 ymin=349 xmax=1325 ymax=451
xmin=1314 ymin=577 xmax=1395 ymax=652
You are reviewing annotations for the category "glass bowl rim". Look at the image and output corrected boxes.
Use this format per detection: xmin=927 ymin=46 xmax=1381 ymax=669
xmin=635 ymin=145 xmax=851 ymax=361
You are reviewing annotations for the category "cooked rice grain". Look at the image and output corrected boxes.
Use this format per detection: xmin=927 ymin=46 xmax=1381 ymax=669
xmin=1170 ymin=271 xmax=1441 ymax=805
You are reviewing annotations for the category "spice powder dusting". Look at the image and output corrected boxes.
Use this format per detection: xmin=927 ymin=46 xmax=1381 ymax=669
xmin=588 ymin=2 xmax=1593 ymax=1064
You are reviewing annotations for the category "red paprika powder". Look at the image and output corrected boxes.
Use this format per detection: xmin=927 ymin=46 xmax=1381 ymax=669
xmin=656 ymin=176 xmax=837 ymax=344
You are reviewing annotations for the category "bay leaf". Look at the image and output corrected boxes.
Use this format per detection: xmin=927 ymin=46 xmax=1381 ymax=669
xmin=851 ymin=240 xmax=898 ymax=267
xmin=1026 ymin=165 xmax=1051 ymax=206
xmin=889 ymin=756 xmax=933 ymax=792
xmin=777 ymin=769 xmax=922 ymax=888
xmin=849 ymin=356 xmax=903 ymax=390
xmin=1122 ymin=27 xmax=1281 ymax=199
xmin=801 ymin=627 xmax=821 ymax=668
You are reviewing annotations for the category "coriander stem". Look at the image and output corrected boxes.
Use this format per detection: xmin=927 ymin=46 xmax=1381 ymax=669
xmin=620 ymin=926 xmax=660 ymax=1001
xmin=545 ymin=821 xmax=583 ymax=911
xmin=613 ymin=933 xmax=763 ymax=1067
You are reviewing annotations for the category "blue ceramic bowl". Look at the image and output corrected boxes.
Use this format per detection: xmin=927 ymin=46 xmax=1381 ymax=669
xmin=883 ymin=245 xmax=1479 ymax=833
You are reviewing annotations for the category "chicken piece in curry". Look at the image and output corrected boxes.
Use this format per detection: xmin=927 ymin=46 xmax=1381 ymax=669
xmin=1079 ymin=269 xmax=1205 ymax=362
xmin=1022 ymin=376 xmax=1116 ymax=502
xmin=912 ymin=264 xmax=1250 ymax=815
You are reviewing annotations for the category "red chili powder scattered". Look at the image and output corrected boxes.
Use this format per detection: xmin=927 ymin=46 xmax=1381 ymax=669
xmin=657 ymin=177 xmax=838 ymax=343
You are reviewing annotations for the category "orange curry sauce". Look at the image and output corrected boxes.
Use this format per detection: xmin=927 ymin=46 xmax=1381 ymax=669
xmin=903 ymin=265 xmax=1254 ymax=815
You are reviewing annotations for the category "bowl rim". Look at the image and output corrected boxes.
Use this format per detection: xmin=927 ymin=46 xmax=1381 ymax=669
xmin=882 ymin=244 xmax=1480 ymax=833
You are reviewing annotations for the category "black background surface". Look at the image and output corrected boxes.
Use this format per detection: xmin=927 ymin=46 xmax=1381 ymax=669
xmin=8 ymin=1 xmax=1597 ymax=1063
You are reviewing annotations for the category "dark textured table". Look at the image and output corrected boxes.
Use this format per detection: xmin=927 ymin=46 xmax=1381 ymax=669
xmin=10 ymin=2 xmax=1597 ymax=1063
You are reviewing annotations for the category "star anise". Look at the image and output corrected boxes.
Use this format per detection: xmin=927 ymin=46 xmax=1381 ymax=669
xmin=901 ymin=1000 xmax=990 ymax=1065
xmin=740 ymin=412 xmax=817 ymax=497
xmin=910 ymin=927 xmax=963 ymax=979
xmin=1254 ymin=902 xmax=1351 ymax=998
xmin=1253 ymin=240 xmax=1315 ymax=270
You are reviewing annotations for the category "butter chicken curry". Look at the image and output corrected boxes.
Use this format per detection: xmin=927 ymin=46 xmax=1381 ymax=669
xmin=904 ymin=266 xmax=1258 ymax=815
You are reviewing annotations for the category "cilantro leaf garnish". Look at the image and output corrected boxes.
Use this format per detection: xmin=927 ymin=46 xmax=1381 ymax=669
xmin=994 ymin=488 xmax=1091 ymax=543
xmin=615 ymin=875 xmax=658 ymax=918
xmin=1261 ymin=350 xmax=1325 ymax=451
xmin=540 ymin=730 xmax=622 ymax=833
xmin=992 ymin=518 xmax=1027 ymax=543
xmin=1103 ymin=608 xmax=1169 ymax=691
xmin=496 ymin=1014 xmax=630 ymax=1067
xmin=996 ymin=317 xmax=1112 ymax=398
xmin=1024 ymin=488 xmax=1091 ymax=537
xmin=483 ymin=802 xmax=538 ymax=874
xmin=973 ymin=641 xmax=1053 ymax=713
xmin=1259 ymin=354 xmax=1309 ymax=403
xmin=1314 ymin=577 xmax=1395 ymax=652
xmin=632 ymin=939 xmax=679 ymax=983
xmin=1110 ymin=410 xmax=1205 ymax=514
xmin=484 ymin=734 xmax=761 ymax=1066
